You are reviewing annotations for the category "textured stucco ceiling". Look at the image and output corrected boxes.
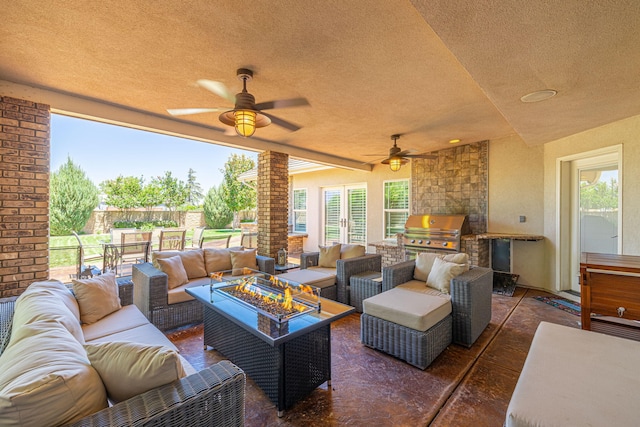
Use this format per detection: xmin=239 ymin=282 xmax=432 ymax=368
xmin=1 ymin=0 xmax=639 ymax=168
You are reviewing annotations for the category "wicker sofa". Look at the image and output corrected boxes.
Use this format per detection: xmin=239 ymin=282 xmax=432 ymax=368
xmin=300 ymin=245 xmax=382 ymax=305
xmin=133 ymin=247 xmax=275 ymax=331
xmin=361 ymin=256 xmax=493 ymax=369
xmin=0 ymin=278 xmax=245 ymax=427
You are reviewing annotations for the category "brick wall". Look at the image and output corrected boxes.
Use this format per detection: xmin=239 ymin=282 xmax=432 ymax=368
xmin=257 ymin=151 xmax=289 ymax=259
xmin=0 ymin=96 xmax=50 ymax=297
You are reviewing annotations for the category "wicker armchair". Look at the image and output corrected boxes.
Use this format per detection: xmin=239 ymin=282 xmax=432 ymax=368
xmin=380 ymin=260 xmax=493 ymax=347
xmin=300 ymin=252 xmax=382 ymax=305
xmin=0 ymin=286 xmax=246 ymax=427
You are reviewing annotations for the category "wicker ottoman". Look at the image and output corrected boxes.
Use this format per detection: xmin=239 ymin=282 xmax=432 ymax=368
xmin=350 ymin=271 xmax=382 ymax=313
xmin=360 ymin=287 xmax=452 ymax=369
xmin=278 ymin=269 xmax=337 ymax=300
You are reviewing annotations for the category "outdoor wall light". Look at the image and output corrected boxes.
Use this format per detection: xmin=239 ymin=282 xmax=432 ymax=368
xmin=388 ymin=157 xmax=404 ymax=172
xmin=234 ymin=109 xmax=257 ymax=137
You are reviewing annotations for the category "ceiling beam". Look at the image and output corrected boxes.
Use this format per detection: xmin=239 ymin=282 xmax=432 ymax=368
xmin=0 ymin=80 xmax=372 ymax=171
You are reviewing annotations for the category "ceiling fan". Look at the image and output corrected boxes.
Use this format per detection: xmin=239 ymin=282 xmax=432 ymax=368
xmin=367 ymin=134 xmax=436 ymax=171
xmin=167 ymin=68 xmax=309 ymax=137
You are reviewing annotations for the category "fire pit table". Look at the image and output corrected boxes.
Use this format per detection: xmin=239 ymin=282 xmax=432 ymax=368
xmin=186 ymin=269 xmax=355 ymax=416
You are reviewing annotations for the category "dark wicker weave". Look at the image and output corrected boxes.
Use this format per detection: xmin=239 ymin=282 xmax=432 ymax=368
xmin=132 ymin=253 xmax=275 ymax=331
xmin=0 ymin=296 xmax=17 ymax=356
xmin=300 ymin=252 xmax=382 ymax=305
xmin=361 ymin=313 xmax=452 ymax=370
xmin=379 ymin=260 xmax=493 ymax=347
xmin=203 ymin=305 xmax=331 ymax=415
xmin=349 ymin=271 xmax=382 ymax=313
xmin=0 ymin=287 xmax=246 ymax=427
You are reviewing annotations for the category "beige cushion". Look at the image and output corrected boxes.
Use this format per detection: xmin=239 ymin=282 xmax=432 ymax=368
xmin=153 ymin=249 xmax=206 ymax=279
xmin=81 ymin=305 xmax=150 ymax=342
xmin=167 ymin=280 xmax=207 ymax=305
xmin=157 ymin=255 xmax=189 ymax=289
xmin=72 ymin=272 xmax=122 ymax=324
xmin=13 ymin=280 xmax=84 ymax=344
xmin=278 ymin=269 xmax=336 ymax=289
xmin=318 ymin=244 xmax=341 ymax=267
xmin=426 ymin=257 xmax=467 ymax=294
xmin=363 ymin=287 xmax=451 ymax=331
xmin=203 ymin=248 xmax=233 ymax=273
xmin=340 ymin=244 xmax=366 ymax=259
xmin=308 ymin=266 xmax=339 ymax=277
xmin=229 ymin=249 xmax=258 ymax=270
xmin=443 ymin=252 xmax=470 ymax=271
xmin=396 ymin=280 xmax=449 ymax=297
xmin=87 ymin=323 xmax=179 ymax=352
xmin=0 ymin=319 xmax=107 ymax=427
xmin=413 ymin=252 xmax=440 ymax=281
xmin=85 ymin=341 xmax=187 ymax=403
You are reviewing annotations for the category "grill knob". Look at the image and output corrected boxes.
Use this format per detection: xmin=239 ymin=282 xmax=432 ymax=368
xmin=410 ymin=239 xmax=415 ymax=244
xmin=426 ymin=240 xmax=431 ymax=245
xmin=442 ymin=242 xmax=448 ymax=247
xmin=418 ymin=240 xmax=423 ymax=244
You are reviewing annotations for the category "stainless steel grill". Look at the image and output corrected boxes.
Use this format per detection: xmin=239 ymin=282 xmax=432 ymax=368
xmin=403 ymin=214 xmax=470 ymax=253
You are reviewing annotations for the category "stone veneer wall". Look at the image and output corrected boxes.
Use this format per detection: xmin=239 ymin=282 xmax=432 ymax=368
xmin=257 ymin=151 xmax=289 ymax=259
xmin=0 ymin=97 xmax=50 ymax=297
xmin=411 ymin=140 xmax=488 ymax=235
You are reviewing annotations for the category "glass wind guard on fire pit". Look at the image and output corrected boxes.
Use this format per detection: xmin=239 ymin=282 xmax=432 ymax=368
xmin=208 ymin=268 xmax=321 ymax=338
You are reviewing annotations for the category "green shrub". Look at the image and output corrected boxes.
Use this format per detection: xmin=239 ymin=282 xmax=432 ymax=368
xmin=203 ymin=185 xmax=233 ymax=229
xmin=112 ymin=220 xmax=178 ymax=230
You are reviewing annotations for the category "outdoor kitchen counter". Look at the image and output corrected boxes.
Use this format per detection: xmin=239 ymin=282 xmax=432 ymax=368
xmin=464 ymin=233 xmax=544 ymax=241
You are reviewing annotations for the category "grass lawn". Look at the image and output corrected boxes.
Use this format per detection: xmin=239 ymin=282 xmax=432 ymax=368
xmin=50 ymin=229 xmax=241 ymax=268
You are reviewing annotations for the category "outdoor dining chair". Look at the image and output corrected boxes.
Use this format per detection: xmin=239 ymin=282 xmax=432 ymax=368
xmin=158 ymin=229 xmax=186 ymax=251
xmin=72 ymin=231 xmax=103 ymax=278
xmin=185 ymin=226 xmax=206 ymax=249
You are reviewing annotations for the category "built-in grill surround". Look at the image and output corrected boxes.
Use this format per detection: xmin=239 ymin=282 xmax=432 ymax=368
xmin=403 ymin=214 xmax=470 ymax=253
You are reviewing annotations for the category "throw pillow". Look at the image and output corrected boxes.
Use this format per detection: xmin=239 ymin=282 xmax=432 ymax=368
xmin=340 ymin=244 xmax=366 ymax=260
xmin=72 ymin=272 xmax=122 ymax=324
xmin=156 ymin=255 xmax=189 ymax=289
xmin=426 ymin=257 xmax=467 ymax=294
xmin=229 ymin=249 xmax=258 ymax=270
xmin=318 ymin=244 xmax=341 ymax=268
xmin=204 ymin=248 xmax=233 ymax=273
xmin=0 ymin=319 xmax=107 ymax=426
xmin=413 ymin=252 xmax=440 ymax=281
xmin=443 ymin=252 xmax=470 ymax=271
xmin=153 ymin=249 xmax=206 ymax=279
xmin=84 ymin=341 xmax=187 ymax=403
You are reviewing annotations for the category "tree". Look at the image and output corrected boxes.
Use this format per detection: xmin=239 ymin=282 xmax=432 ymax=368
xmin=203 ymin=185 xmax=233 ymax=229
xmin=185 ymin=168 xmax=204 ymax=206
xmin=139 ymin=180 xmax=163 ymax=221
xmin=220 ymin=154 xmax=256 ymax=229
xmin=100 ymin=176 xmax=144 ymax=221
xmin=151 ymin=171 xmax=188 ymax=212
xmin=50 ymin=157 xmax=99 ymax=236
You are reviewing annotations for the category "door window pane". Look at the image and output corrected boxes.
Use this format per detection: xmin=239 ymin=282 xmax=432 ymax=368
xmin=293 ymin=189 xmax=307 ymax=232
xmin=384 ymin=180 xmax=409 ymax=238
xmin=348 ymin=188 xmax=366 ymax=244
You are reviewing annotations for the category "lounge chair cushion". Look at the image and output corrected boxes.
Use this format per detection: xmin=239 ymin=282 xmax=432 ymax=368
xmin=413 ymin=252 xmax=440 ymax=281
xmin=363 ymin=286 xmax=451 ymax=331
xmin=167 ymin=278 xmax=209 ymax=305
xmin=340 ymin=244 xmax=366 ymax=259
xmin=203 ymin=248 xmax=233 ymax=273
xmin=85 ymin=341 xmax=187 ymax=403
xmin=72 ymin=273 xmax=122 ymax=324
xmin=229 ymin=248 xmax=258 ymax=270
xmin=86 ymin=323 xmax=180 ymax=352
xmin=81 ymin=304 xmax=150 ymax=342
xmin=319 ymin=244 xmax=341 ymax=267
xmin=279 ymin=269 xmax=336 ymax=290
xmin=157 ymin=256 xmax=189 ymax=290
xmin=0 ymin=319 xmax=107 ymax=427
xmin=426 ymin=257 xmax=467 ymax=294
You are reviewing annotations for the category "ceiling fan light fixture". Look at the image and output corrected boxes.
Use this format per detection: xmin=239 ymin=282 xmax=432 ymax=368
xmin=234 ymin=109 xmax=256 ymax=137
xmin=389 ymin=157 xmax=403 ymax=172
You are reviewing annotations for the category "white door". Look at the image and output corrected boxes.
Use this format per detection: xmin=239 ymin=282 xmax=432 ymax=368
xmin=322 ymin=185 xmax=367 ymax=245
xmin=569 ymin=154 xmax=621 ymax=292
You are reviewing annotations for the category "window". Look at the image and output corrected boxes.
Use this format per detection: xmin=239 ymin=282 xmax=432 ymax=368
xmin=293 ymin=189 xmax=307 ymax=232
xmin=383 ymin=180 xmax=409 ymax=239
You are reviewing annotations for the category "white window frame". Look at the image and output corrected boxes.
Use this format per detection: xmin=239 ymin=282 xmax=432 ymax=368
xmin=292 ymin=188 xmax=307 ymax=233
xmin=383 ymin=179 xmax=410 ymax=239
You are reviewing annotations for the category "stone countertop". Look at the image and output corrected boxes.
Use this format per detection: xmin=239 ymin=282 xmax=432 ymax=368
xmin=368 ymin=240 xmax=400 ymax=248
xmin=462 ymin=233 xmax=544 ymax=241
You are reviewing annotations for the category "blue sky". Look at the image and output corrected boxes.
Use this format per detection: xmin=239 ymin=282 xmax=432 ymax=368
xmin=50 ymin=114 xmax=256 ymax=192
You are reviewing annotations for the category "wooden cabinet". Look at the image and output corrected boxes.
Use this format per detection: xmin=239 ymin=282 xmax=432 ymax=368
xmin=580 ymin=253 xmax=640 ymax=340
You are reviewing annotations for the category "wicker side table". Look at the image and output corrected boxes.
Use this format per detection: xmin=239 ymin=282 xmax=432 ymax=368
xmin=350 ymin=271 xmax=382 ymax=313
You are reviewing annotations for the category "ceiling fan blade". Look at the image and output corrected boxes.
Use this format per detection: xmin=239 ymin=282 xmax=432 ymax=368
xmin=196 ymin=79 xmax=236 ymax=103
xmin=167 ymin=108 xmax=224 ymax=116
xmin=261 ymin=112 xmax=301 ymax=132
xmin=405 ymin=153 xmax=437 ymax=159
xmin=255 ymin=98 xmax=309 ymax=111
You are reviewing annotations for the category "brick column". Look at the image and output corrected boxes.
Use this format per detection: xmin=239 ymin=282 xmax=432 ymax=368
xmin=257 ymin=151 xmax=288 ymax=259
xmin=0 ymin=96 xmax=50 ymax=297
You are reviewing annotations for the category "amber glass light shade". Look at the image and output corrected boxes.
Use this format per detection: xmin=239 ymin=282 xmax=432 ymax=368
xmin=389 ymin=157 xmax=403 ymax=172
xmin=234 ymin=110 xmax=256 ymax=137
